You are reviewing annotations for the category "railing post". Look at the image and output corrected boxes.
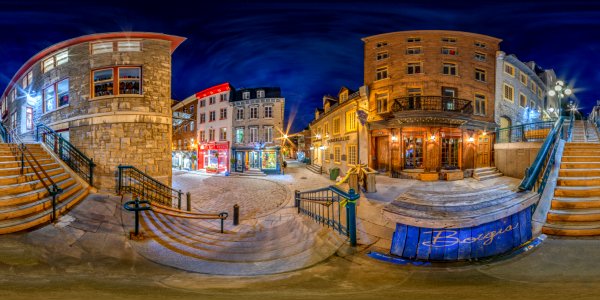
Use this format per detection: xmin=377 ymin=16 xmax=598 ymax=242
xmin=117 ymin=165 xmax=123 ymax=194
xmin=58 ymin=137 xmax=63 ymax=159
xmin=134 ymin=197 xmax=140 ymax=236
xmin=20 ymin=145 xmax=24 ymax=175
xmin=89 ymin=159 xmax=94 ymax=186
xmin=178 ymin=190 xmax=182 ymax=209
xmin=51 ymin=193 xmax=57 ymax=222
xmin=233 ymin=204 xmax=239 ymax=226
xmin=294 ymin=190 xmax=299 ymax=208
xmin=186 ymin=192 xmax=191 ymax=212
xmin=346 ymin=189 xmax=358 ymax=247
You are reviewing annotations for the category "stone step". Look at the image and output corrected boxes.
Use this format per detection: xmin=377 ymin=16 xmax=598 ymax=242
xmin=565 ymin=143 xmax=600 ymax=149
xmin=306 ymin=164 xmax=322 ymax=174
xmin=554 ymin=186 xmax=600 ymax=197
xmin=552 ymin=197 xmax=600 ymax=209
xmin=0 ymin=162 xmax=61 ymax=177
xmin=547 ymin=208 xmax=600 ymax=222
xmin=557 ymin=177 xmax=600 ymax=187
xmin=563 ymin=150 xmax=600 ymax=156
xmin=562 ymin=156 xmax=600 ymax=162
xmin=559 ymin=169 xmax=600 ymax=177
xmin=0 ymin=172 xmax=70 ymax=196
xmin=0 ymin=177 xmax=77 ymax=208
xmin=0 ymin=154 xmax=52 ymax=162
xmin=0 ymin=167 xmax=64 ymax=185
xmin=474 ymin=173 xmax=503 ymax=181
xmin=0 ymin=183 xmax=83 ymax=221
xmin=542 ymin=221 xmax=600 ymax=236
xmin=560 ymin=162 xmax=600 ymax=169
xmin=0 ymin=158 xmax=55 ymax=169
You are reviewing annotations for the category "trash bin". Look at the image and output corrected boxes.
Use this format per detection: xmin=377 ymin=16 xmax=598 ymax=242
xmin=329 ymin=167 xmax=340 ymax=181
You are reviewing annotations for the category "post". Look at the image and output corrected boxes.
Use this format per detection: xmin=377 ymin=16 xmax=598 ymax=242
xmin=117 ymin=165 xmax=122 ymax=194
xmin=294 ymin=190 xmax=299 ymax=208
xmin=20 ymin=147 xmax=24 ymax=175
xmin=134 ymin=197 xmax=140 ymax=236
xmin=233 ymin=204 xmax=240 ymax=226
xmin=51 ymin=194 xmax=57 ymax=222
xmin=346 ymin=189 xmax=358 ymax=247
xmin=178 ymin=190 xmax=182 ymax=209
xmin=58 ymin=137 xmax=63 ymax=159
xmin=89 ymin=159 xmax=94 ymax=186
xmin=186 ymin=192 xmax=191 ymax=212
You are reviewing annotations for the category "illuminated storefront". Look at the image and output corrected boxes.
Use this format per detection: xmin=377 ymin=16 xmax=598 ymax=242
xmin=231 ymin=146 xmax=282 ymax=174
xmin=198 ymin=142 xmax=229 ymax=173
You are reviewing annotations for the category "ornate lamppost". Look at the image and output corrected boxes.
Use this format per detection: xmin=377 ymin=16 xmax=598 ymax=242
xmin=547 ymin=80 xmax=573 ymax=117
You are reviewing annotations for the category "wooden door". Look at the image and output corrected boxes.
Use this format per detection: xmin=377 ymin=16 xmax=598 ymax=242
xmin=376 ymin=136 xmax=389 ymax=172
xmin=477 ymin=136 xmax=490 ymax=167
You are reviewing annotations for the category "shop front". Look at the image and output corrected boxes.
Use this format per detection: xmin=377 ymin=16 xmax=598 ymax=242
xmin=198 ymin=141 xmax=229 ymax=173
xmin=172 ymin=150 xmax=198 ymax=170
xmin=232 ymin=146 xmax=282 ymax=174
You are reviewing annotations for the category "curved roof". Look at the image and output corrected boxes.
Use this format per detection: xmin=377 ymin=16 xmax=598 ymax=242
xmin=362 ymin=30 xmax=502 ymax=43
xmin=2 ymin=32 xmax=186 ymax=99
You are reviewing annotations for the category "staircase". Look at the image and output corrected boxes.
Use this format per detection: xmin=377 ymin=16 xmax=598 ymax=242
xmin=585 ymin=120 xmax=600 ymax=142
xmin=0 ymin=143 xmax=90 ymax=234
xmin=134 ymin=209 xmax=346 ymax=275
xmin=571 ymin=120 xmax=586 ymax=142
xmin=543 ymin=141 xmax=600 ymax=236
xmin=473 ymin=167 xmax=503 ymax=181
xmin=306 ymin=164 xmax=322 ymax=174
xmin=231 ymin=169 xmax=266 ymax=177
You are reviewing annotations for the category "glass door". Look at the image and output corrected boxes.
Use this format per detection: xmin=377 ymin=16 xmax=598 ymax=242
xmin=442 ymin=87 xmax=457 ymax=111
xmin=249 ymin=151 xmax=260 ymax=169
xmin=441 ymin=137 xmax=459 ymax=169
xmin=236 ymin=151 xmax=244 ymax=172
xmin=403 ymin=135 xmax=424 ymax=169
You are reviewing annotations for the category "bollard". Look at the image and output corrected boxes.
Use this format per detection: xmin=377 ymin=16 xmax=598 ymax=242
xmin=186 ymin=192 xmax=191 ymax=212
xmin=233 ymin=204 xmax=240 ymax=226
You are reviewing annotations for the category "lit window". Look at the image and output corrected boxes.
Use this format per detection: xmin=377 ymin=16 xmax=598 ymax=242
xmin=219 ymin=128 xmax=227 ymax=141
xmin=209 ymin=129 xmax=215 ymax=141
xmin=243 ymin=92 xmax=250 ymax=100
xmin=264 ymin=106 xmax=273 ymax=118
xmin=520 ymin=93 xmax=527 ymax=107
xmin=376 ymin=67 xmax=388 ymax=80
xmin=265 ymin=126 xmax=273 ymax=143
xmin=92 ymin=42 xmax=114 ymax=54
xmin=520 ymin=73 xmax=528 ymax=85
xmin=42 ymin=57 xmax=55 ymax=73
xmin=333 ymin=146 xmax=341 ymax=163
xmin=442 ymin=63 xmax=457 ymax=75
xmin=22 ymin=70 xmax=33 ymax=88
xmin=333 ymin=117 xmax=341 ymax=135
xmin=118 ymin=67 xmax=141 ymax=95
xmin=375 ymin=41 xmax=388 ymax=48
xmin=117 ymin=41 xmax=141 ymax=52
xmin=346 ymin=110 xmax=358 ymax=132
xmin=407 ymin=62 xmax=422 ymax=74
xmin=406 ymin=47 xmax=422 ymax=55
xmin=323 ymin=122 xmax=329 ymax=137
xmin=406 ymin=37 xmax=421 ymax=43
xmin=376 ymin=93 xmax=388 ymax=113
xmin=55 ymin=51 xmax=68 ymax=66
xmin=475 ymin=68 xmax=486 ymax=82
xmin=504 ymin=63 xmax=515 ymax=76
xmin=93 ymin=69 xmax=114 ymax=97
xmin=503 ymin=83 xmax=514 ymax=102
xmin=347 ymin=145 xmax=357 ymax=165
xmin=190 ymin=121 xmax=194 ymax=131
xmin=236 ymin=127 xmax=244 ymax=143
xmin=474 ymin=52 xmax=486 ymax=62
xmin=441 ymin=47 xmax=458 ymax=55
xmin=10 ymin=89 xmax=16 ymax=102
xmin=43 ymin=85 xmax=56 ymax=113
xmin=257 ymin=90 xmax=265 ymax=98
xmin=474 ymin=94 xmax=486 ymax=116
xmin=376 ymin=52 xmax=389 ymax=60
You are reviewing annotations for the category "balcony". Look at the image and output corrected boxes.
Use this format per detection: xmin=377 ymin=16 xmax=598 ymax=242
xmin=391 ymin=96 xmax=473 ymax=114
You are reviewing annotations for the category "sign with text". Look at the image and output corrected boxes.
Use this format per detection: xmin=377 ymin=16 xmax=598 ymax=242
xmin=327 ymin=135 xmax=350 ymax=143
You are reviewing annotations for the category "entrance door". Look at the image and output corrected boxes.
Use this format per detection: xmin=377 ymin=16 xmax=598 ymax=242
xmin=236 ymin=151 xmax=244 ymax=172
xmin=248 ymin=151 xmax=260 ymax=169
xmin=442 ymin=87 xmax=458 ymax=111
xmin=404 ymin=135 xmax=424 ymax=169
xmin=477 ymin=136 xmax=490 ymax=167
xmin=376 ymin=136 xmax=389 ymax=172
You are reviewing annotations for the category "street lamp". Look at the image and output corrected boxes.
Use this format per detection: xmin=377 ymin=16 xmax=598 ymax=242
xmin=547 ymin=80 xmax=573 ymax=117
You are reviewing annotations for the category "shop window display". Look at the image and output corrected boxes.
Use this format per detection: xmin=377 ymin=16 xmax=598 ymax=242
xmin=262 ymin=151 xmax=277 ymax=169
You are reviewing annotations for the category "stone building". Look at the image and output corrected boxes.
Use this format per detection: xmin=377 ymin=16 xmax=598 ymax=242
xmin=289 ymin=127 xmax=312 ymax=162
xmin=0 ymin=32 xmax=185 ymax=190
xmin=171 ymin=96 xmax=197 ymax=170
xmin=494 ymin=52 xmax=550 ymax=128
xmin=362 ymin=30 xmax=501 ymax=176
xmin=309 ymin=86 xmax=369 ymax=176
xmin=231 ymin=87 xmax=285 ymax=174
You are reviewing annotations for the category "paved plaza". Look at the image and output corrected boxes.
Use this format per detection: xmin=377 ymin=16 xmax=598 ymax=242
xmin=1 ymin=162 xmax=600 ymax=299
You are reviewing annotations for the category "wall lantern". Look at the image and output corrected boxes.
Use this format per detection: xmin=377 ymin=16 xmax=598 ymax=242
xmin=391 ymin=135 xmax=398 ymax=142
xmin=430 ymin=134 xmax=436 ymax=141
xmin=468 ymin=137 xmax=475 ymax=143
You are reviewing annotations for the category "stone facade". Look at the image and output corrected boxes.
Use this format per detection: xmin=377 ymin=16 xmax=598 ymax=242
xmin=1 ymin=32 xmax=185 ymax=191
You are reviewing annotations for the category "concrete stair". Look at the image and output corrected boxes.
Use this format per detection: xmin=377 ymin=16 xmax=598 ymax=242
xmin=306 ymin=164 xmax=322 ymax=175
xmin=134 ymin=209 xmax=347 ymax=275
xmin=230 ymin=169 xmax=266 ymax=177
xmin=473 ymin=167 xmax=503 ymax=181
xmin=571 ymin=121 xmax=586 ymax=142
xmin=544 ymin=142 xmax=600 ymax=236
xmin=0 ymin=142 xmax=90 ymax=234
xmin=586 ymin=120 xmax=600 ymax=143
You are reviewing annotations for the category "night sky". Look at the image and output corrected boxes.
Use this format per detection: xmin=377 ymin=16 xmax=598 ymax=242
xmin=1 ymin=0 xmax=599 ymax=132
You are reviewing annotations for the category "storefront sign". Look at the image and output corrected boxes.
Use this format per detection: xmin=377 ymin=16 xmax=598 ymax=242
xmin=200 ymin=142 xmax=229 ymax=150
xmin=389 ymin=205 xmax=533 ymax=261
xmin=327 ymin=135 xmax=350 ymax=143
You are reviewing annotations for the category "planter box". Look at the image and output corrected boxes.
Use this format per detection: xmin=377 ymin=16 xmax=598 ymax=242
xmin=443 ymin=170 xmax=464 ymax=181
xmin=418 ymin=172 xmax=438 ymax=181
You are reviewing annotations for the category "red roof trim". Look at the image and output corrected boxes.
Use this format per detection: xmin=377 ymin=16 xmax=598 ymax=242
xmin=2 ymin=32 xmax=186 ymax=99
xmin=195 ymin=83 xmax=231 ymax=99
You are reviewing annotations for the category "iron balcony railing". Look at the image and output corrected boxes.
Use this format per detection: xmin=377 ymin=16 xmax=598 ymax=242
xmin=295 ymin=185 xmax=359 ymax=246
xmin=0 ymin=122 xmax=7 ymax=143
xmin=495 ymin=121 xmax=555 ymax=143
xmin=36 ymin=124 xmax=95 ymax=186
xmin=391 ymin=96 xmax=473 ymax=114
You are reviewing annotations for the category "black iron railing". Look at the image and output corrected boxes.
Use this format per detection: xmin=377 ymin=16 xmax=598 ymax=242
xmin=36 ymin=124 xmax=95 ymax=186
xmin=7 ymin=128 xmax=63 ymax=221
xmin=391 ymin=96 xmax=473 ymax=114
xmin=118 ymin=165 xmax=182 ymax=208
xmin=495 ymin=121 xmax=555 ymax=143
xmin=295 ymin=185 xmax=359 ymax=246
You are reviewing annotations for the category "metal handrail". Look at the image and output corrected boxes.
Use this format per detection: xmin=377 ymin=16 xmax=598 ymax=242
xmin=391 ymin=96 xmax=473 ymax=114
xmin=518 ymin=116 xmax=568 ymax=192
xmin=295 ymin=185 xmax=359 ymax=246
xmin=36 ymin=123 xmax=95 ymax=186
xmin=0 ymin=122 xmax=7 ymax=143
xmin=7 ymin=128 xmax=63 ymax=221
xmin=495 ymin=121 xmax=555 ymax=143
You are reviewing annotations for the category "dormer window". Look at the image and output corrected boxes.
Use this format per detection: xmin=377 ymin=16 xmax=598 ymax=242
xmin=257 ymin=90 xmax=265 ymax=98
xmin=243 ymin=91 xmax=250 ymax=100
xmin=441 ymin=37 xmax=457 ymax=43
xmin=376 ymin=41 xmax=388 ymax=48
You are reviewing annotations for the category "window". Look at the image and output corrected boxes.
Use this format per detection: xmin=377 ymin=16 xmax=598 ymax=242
xmin=347 ymin=145 xmax=357 ymax=165
xmin=406 ymin=47 xmax=422 ymax=55
xmin=325 ymin=148 xmax=330 ymax=162
xmin=236 ymin=127 xmax=244 ymax=143
xmin=26 ymin=107 xmax=33 ymax=130
xmin=265 ymin=126 xmax=273 ymax=143
xmin=209 ymin=96 xmax=216 ymax=105
xmin=10 ymin=89 xmax=16 ymax=102
xmin=441 ymin=47 xmax=458 ymax=55
xmin=333 ymin=146 xmax=341 ymax=164
xmin=209 ymin=111 xmax=216 ymax=122
xmin=93 ymin=69 xmax=115 ymax=97
xmin=220 ymin=108 xmax=227 ymax=120
xmin=346 ymin=110 xmax=358 ymax=132
xmin=324 ymin=122 xmax=329 ymax=137
xmin=22 ymin=70 xmax=33 ymax=88
xmin=503 ymin=83 xmax=514 ymax=102
xmin=375 ymin=41 xmax=388 ymax=48
xmin=529 ymin=101 xmax=535 ymax=109
xmin=249 ymin=127 xmax=258 ymax=143
xmin=257 ymin=90 xmax=265 ymax=98
xmin=118 ymin=67 xmax=141 ymax=95
xmin=376 ymin=67 xmax=388 ymax=80
xmin=474 ymin=94 xmax=486 ymax=116
xmin=219 ymin=128 xmax=227 ymax=141
xmin=190 ymin=121 xmax=194 ymax=131
xmin=442 ymin=63 xmax=457 ymax=76
xmin=537 ymin=87 xmax=543 ymax=98
xmin=243 ymin=92 xmax=250 ymax=100
xmin=474 ymin=41 xmax=486 ymax=48
xmin=376 ymin=52 xmax=389 ymax=60
xmin=333 ymin=117 xmax=341 ymax=135
xmin=407 ymin=62 xmax=422 ymax=74
xmin=55 ymin=51 xmax=68 ymax=67
xmin=504 ymin=63 xmax=515 ymax=76
xmin=475 ymin=68 xmax=486 ymax=82
xmin=43 ymin=78 xmax=69 ymax=113
xmin=531 ymin=82 xmax=537 ymax=93
xmin=250 ymin=107 xmax=258 ymax=119
xmin=91 ymin=42 xmax=114 ymax=54
xmin=406 ymin=37 xmax=421 ymax=43
xmin=183 ymin=124 xmax=188 ymax=132
xmin=376 ymin=93 xmax=388 ymax=113
xmin=43 ymin=57 xmax=55 ymax=73
xmin=208 ymin=129 xmax=215 ymax=141
xmin=220 ymin=94 xmax=227 ymax=102
xmin=519 ymin=93 xmax=527 ymax=107
xmin=117 ymin=41 xmax=141 ymax=52
xmin=200 ymin=100 xmax=206 ymax=107
xmin=11 ymin=112 xmax=17 ymax=130
xmin=520 ymin=73 xmax=528 ymax=85
xmin=264 ymin=106 xmax=273 ymax=118
xmin=441 ymin=37 xmax=457 ymax=43
xmin=474 ymin=52 xmax=486 ymax=62
xmin=236 ymin=108 xmax=244 ymax=120
xmin=199 ymin=131 xmax=206 ymax=142
xmin=200 ymin=113 xmax=206 ymax=123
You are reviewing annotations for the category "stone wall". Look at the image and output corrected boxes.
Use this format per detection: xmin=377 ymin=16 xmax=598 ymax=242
xmin=494 ymin=142 xmax=542 ymax=179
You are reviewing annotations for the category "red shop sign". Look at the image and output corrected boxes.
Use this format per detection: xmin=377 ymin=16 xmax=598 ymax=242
xmin=199 ymin=142 xmax=229 ymax=151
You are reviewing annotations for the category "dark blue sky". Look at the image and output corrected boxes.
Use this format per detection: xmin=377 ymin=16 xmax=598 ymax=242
xmin=1 ymin=0 xmax=599 ymax=132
